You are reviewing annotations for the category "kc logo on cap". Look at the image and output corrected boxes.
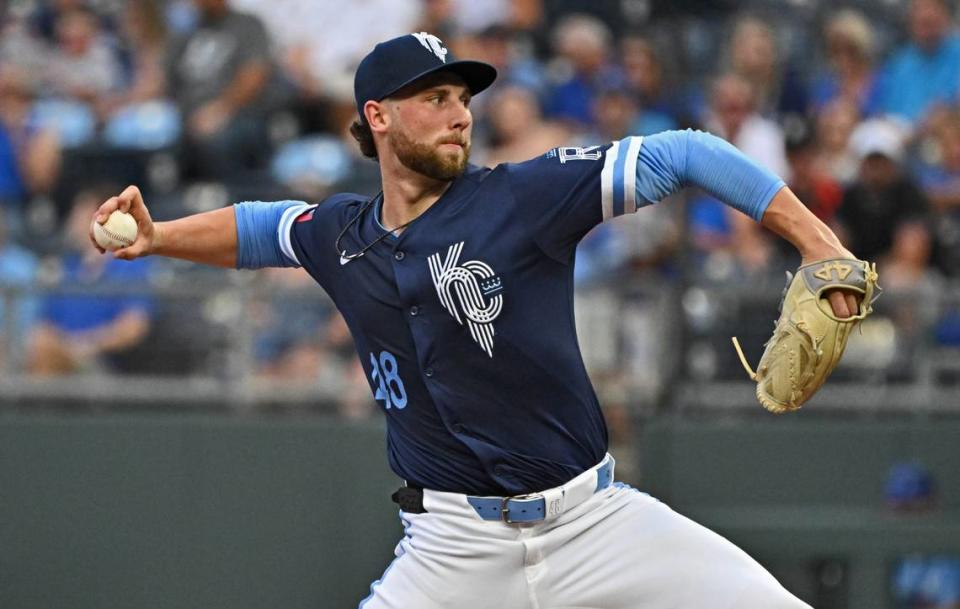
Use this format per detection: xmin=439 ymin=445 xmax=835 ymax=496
xmin=353 ymin=32 xmax=497 ymax=120
xmin=412 ymin=32 xmax=448 ymax=63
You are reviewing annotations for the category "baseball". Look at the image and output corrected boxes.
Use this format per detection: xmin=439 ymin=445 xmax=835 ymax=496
xmin=93 ymin=210 xmax=138 ymax=251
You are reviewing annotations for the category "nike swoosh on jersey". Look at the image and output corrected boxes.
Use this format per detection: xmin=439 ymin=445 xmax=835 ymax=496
xmin=340 ymin=255 xmax=352 ymax=265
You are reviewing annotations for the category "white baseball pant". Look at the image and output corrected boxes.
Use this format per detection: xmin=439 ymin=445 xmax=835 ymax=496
xmin=360 ymin=455 xmax=811 ymax=609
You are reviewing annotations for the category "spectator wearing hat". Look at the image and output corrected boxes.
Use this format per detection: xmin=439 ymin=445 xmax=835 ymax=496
xmin=835 ymin=120 xmax=939 ymax=376
xmin=836 ymin=119 xmax=932 ymax=264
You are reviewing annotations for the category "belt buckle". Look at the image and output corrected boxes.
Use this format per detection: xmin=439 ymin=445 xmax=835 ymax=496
xmin=501 ymin=493 xmax=542 ymax=524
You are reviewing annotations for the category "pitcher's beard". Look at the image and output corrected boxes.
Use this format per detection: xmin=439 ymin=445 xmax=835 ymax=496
xmin=390 ymin=129 xmax=470 ymax=180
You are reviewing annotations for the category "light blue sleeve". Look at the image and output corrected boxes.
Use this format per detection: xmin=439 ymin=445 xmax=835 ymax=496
xmin=631 ymin=129 xmax=786 ymax=221
xmin=234 ymin=200 xmax=314 ymax=269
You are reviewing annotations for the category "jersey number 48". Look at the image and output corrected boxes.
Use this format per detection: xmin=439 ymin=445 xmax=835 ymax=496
xmin=370 ymin=351 xmax=408 ymax=409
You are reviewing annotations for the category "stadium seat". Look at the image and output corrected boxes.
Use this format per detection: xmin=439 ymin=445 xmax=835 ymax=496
xmin=104 ymin=101 xmax=181 ymax=150
xmin=31 ymin=99 xmax=96 ymax=148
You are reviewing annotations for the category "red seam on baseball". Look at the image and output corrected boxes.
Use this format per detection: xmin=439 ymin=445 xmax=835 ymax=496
xmin=98 ymin=224 xmax=135 ymax=246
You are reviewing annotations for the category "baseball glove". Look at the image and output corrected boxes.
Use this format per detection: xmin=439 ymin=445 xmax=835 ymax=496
xmin=732 ymin=258 xmax=880 ymax=414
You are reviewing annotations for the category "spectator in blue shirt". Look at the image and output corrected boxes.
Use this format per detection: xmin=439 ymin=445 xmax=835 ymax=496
xmin=28 ymin=187 xmax=152 ymax=375
xmin=810 ymin=9 xmax=882 ymax=117
xmin=877 ymin=0 xmax=960 ymax=125
xmin=0 ymin=63 xmax=61 ymax=213
xmin=543 ymin=14 xmax=623 ymax=128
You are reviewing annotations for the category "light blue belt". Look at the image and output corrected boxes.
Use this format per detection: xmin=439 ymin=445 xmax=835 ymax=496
xmin=466 ymin=459 xmax=614 ymax=523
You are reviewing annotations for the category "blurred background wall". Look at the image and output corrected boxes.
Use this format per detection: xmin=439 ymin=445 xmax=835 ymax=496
xmin=1 ymin=0 xmax=959 ymax=608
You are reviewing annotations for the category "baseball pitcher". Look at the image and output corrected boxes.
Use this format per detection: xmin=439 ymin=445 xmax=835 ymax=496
xmin=91 ymin=33 xmax=877 ymax=609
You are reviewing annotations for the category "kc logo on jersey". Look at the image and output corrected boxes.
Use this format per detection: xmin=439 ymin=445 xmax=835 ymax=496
xmin=428 ymin=242 xmax=503 ymax=357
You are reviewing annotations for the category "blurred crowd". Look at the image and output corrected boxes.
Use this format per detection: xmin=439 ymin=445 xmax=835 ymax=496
xmin=1 ymin=0 xmax=960 ymax=420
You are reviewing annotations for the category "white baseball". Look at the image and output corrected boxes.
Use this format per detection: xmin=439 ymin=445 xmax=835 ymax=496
xmin=93 ymin=210 xmax=138 ymax=251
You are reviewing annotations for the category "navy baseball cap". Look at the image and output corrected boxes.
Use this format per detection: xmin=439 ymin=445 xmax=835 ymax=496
xmin=354 ymin=32 xmax=498 ymax=121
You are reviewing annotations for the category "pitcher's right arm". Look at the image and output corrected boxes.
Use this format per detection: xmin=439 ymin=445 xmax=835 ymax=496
xmin=92 ymin=185 xmax=308 ymax=269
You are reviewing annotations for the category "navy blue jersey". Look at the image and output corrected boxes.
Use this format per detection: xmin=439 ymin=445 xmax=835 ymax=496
xmin=277 ymin=137 xmax=646 ymax=496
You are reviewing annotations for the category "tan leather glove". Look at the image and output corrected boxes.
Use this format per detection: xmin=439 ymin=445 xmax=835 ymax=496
xmin=733 ymin=259 xmax=881 ymax=413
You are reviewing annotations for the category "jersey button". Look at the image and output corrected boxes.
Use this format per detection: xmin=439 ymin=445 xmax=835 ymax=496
xmin=424 ymin=367 xmax=434 ymax=377
xmin=452 ymin=424 xmax=465 ymax=434
xmin=410 ymin=305 xmax=419 ymax=316
xmin=394 ymin=251 xmax=405 ymax=261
